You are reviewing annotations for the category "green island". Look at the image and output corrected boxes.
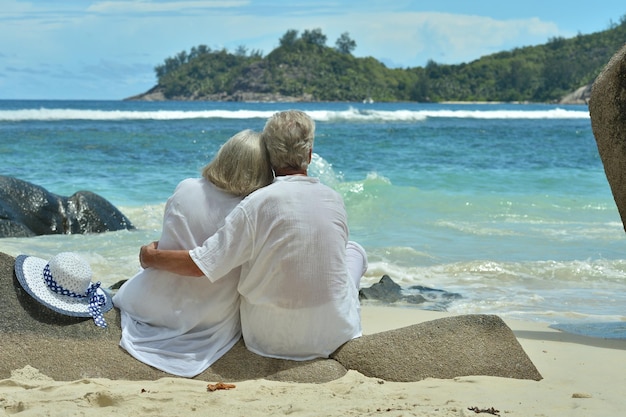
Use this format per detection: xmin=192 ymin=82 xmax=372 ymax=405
xmin=127 ymin=17 xmax=626 ymax=104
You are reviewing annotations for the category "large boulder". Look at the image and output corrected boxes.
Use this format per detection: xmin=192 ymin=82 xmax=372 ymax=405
xmin=589 ymin=44 xmax=626 ymax=232
xmin=0 ymin=251 xmax=542 ymax=383
xmin=331 ymin=314 xmax=542 ymax=382
xmin=0 ymin=176 xmax=134 ymax=237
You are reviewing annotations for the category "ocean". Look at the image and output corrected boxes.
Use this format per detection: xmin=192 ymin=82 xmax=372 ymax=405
xmin=1 ymin=100 xmax=624 ymax=339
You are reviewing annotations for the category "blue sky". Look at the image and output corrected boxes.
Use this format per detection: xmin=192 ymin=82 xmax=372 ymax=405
xmin=1 ymin=0 xmax=624 ymax=100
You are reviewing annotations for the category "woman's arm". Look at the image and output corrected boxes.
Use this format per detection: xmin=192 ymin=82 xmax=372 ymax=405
xmin=139 ymin=241 xmax=204 ymax=277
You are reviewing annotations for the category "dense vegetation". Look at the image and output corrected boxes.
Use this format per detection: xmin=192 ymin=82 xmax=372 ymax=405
xmin=148 ymin=17 xmax=626 ymax=102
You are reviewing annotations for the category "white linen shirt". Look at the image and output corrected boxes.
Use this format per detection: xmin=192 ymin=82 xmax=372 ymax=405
xmin=190 ymin=175 xmax=362 ymax=360
xmin=113 ymin=178 xmax=243 ymax=377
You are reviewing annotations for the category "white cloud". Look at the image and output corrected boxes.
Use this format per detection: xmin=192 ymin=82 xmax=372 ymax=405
xmin=87 ymin=0 xmax=248 ymax=14
xmin=318 ymin=12 xmax=562 ymax=67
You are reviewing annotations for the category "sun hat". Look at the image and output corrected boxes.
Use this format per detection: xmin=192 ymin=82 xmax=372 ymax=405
xmin=14 ymin=252 xmax=113 ymax=328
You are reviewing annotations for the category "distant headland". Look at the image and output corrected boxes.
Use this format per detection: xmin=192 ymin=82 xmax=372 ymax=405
xmin=125 ymin=22 xmax=625 ymax=104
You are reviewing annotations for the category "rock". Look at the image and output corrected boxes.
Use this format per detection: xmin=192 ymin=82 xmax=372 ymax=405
xmin=0 ymin=251 xmax=345 ymax=382
xmin=559 ymin=83 xmax=592 ymax=104
xmin=359 ymin=275 xmax=462 ymax=311
xmin=124 ymin=85 xmax=166 ymax=101
xmin=332 ymin=314 xmax=543 ymax=382
xmin=0 ymin=251 xmax=541 ymax=383
xmin=125 ymin=85 xmax=314 ymax=102
xmin=65 ymin=190 xmax=133 ymax=234
xmin=0 ymin=176 xmax=134 ymax=238
xmin=589 ymin=44 xmax=626 ymax=232
xmin=359 ymin=275 xmax=406 ymax=303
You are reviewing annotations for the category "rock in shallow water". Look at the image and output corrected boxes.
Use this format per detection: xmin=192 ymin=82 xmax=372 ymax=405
xmin=0 ymin=175 xmax=134 ymax=237
xmin=359 ymin=274 xmax=462 ymax=311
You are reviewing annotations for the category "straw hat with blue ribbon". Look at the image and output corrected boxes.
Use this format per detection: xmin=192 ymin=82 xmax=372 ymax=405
xmin=14 ymin=252 xmax=113 ymax=328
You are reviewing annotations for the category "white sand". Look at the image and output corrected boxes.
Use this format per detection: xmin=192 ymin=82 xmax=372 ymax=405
xmin=1 ymin=306 xmax=624 ymax=417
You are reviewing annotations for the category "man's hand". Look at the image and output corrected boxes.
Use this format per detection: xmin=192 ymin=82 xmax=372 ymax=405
xmin=139 ymin=241 xmax=159 ymax=269
xmin=138 ymin=240 xmax=204 ymax=277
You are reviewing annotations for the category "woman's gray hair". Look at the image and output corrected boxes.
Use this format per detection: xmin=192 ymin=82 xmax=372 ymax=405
xmin=202 ymin=129 xmax=274 ymax=197
xmin=262 ymin=110 xmax=315 ymax=171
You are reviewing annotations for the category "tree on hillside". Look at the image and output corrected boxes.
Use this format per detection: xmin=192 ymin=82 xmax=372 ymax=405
xmin=176 ymin=50 xmax=189 ymax=65
xmin=335 ymin=32 xmax=356 ymax=54
xmin=301 ymin=28 xmax=327 ymax=46
xmin=155 ymin=56 xmax=181 ymax=78
xmin=190 ymin=44 xmax=211 ymax=59
xmin=279 ymin=29 xmax=299 ymax=47
xmin=249 ymin=48 xmax=264 ymax=58
xmin=235 ymin=45 xmax=248 ymax=56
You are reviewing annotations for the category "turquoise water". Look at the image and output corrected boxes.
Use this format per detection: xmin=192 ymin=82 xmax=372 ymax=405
xmin=1 ymin=100 xmax=624 ymax=338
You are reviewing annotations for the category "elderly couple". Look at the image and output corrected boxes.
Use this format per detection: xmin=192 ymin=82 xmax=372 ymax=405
xmin=112 ymin=110 xmax=368 ymax=377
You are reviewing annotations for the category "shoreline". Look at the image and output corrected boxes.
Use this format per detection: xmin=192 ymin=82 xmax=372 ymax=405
xmin=1 ymin=306 xmax=624 ymax=416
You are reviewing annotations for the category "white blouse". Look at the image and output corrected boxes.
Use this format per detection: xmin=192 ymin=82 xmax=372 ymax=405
xmin=113 ymin=178 xmax=243 ymax=377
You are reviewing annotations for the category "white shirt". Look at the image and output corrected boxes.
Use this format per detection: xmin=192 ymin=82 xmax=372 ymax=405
xmin=190 ymin=176 xmax=362 ymax=360
xmin=113 ymin=178 xmax=243 ymax=377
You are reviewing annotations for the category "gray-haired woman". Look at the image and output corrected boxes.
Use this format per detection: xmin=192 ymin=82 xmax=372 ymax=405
xmin=113 ymin=129 xmax=273 ymax=377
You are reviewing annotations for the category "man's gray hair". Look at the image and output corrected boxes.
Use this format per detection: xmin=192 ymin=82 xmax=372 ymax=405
xmin=262 ymin=110 xmax=315 ymax=171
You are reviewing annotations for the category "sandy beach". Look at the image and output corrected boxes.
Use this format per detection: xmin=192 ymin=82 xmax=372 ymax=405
xmin=0 ymin=305 xmax=623 ymax=417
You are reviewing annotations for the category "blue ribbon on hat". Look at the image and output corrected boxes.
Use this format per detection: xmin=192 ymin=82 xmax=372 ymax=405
xmin=43 ymin=264 xmax=108 ymax=328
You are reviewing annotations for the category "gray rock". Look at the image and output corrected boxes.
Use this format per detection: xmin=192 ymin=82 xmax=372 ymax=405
xmin=0 ymin=251 xmax=541 ymax=383
xmin=359 ymin=274 xmax=462 ymax=311
xmin=359 ymin=275 xmax=407 ymax=303
xmin=0 ymin=175 xmax=134 ymax=237
xmin=589 ymin=44 xmax=626 ymax=232
xmin=560 ymin=83 xmax=592 ymax=104
xmin=332 ymin=314 xmax=543 ymax=382
xmin=0 ymin=251 xmax=345 ymax=382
